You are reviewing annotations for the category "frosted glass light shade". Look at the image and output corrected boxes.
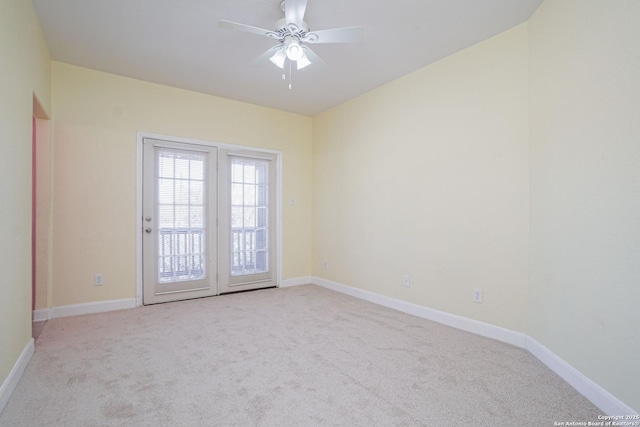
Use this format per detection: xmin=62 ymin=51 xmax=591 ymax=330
xmin=269 ymin=50 xmax=286 ymax=69
xmin=297 ymin=53 xmax=311 ymax=69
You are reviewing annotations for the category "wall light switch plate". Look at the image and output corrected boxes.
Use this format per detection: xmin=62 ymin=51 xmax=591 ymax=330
xmin=94 ymin=274 xmax=104 ymax=286
xmin=402 ymin=275 xmax=410 ymax=288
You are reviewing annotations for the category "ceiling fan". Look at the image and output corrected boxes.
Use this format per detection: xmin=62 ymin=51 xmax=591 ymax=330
xmin=218 ymin=0 xmax=363 ymax=72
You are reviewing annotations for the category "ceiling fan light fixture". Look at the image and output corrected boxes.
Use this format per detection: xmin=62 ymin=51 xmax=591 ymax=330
xmin=284 ymin=37 xmax=304 ymax=61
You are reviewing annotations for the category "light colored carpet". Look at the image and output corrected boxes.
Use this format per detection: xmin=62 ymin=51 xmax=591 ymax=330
xmin=1 ymin=285 xmax=600 ymax=426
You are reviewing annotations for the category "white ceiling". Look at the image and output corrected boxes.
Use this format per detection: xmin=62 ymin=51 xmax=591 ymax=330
xmin=33 ymin=0 xmax=542 ymax=116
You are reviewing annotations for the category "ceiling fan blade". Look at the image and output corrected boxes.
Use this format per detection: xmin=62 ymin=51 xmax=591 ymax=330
xmin=307 ymin=27 xmax=364 ymax=44
xmin=218 ymin=20 xmax=273 ymax=38
xmin=302 ymin=46 xmax=327 ymax=67
xmin=284 ymin=0 xmax=308 ymax=27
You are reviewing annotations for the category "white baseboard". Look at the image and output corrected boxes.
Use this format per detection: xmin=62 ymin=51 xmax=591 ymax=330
xmin=32 ymin=308 xmax=51 ymax=322
xmin=0 ymin=339 xmax=34 ymax=415
xmin=526 ymin=336 xmax=637 ymax=416
xmin=309 ymin=276 xmax=637 ymax=416
xmin=279 ymin=276 xmax=313 ymax=288
xmin=32 ymin=298 xmax=136 ymax=321
xmin=311 ymin=276 xmax=527 ymax=348
xmin=49 ymin=298 xmax=136 ymax=319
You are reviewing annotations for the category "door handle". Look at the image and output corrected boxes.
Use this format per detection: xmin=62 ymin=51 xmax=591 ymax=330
xmin=145 ymin=228 xmax=152 ymax=233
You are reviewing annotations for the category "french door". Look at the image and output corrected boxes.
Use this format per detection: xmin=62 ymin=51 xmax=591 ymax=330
xmin=142 ymin=138 xmax=277 ymax=305
xmin=218 ymin=150 xmax=277 ymax=294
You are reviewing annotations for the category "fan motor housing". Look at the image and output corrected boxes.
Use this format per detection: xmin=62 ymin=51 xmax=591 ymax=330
xmin=274 ymin=18 xmax=309 ymax=41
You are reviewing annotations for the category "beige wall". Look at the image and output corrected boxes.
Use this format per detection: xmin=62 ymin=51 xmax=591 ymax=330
xmin=312 ymin=24 xmax=530 ymax=332
xmin=529 ymin=0 xmax=640 ymax=412
xmin=50 ymin=62 xmax=312 ymax=306
xmin=0 ymin=0 xmax=51 ymax=388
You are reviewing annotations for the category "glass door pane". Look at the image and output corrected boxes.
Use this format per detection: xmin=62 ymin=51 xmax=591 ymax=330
xmin=157 ymin=149 xmax=207 ymax=283
xmin=230 ymin=157 xmax=269 ymax=276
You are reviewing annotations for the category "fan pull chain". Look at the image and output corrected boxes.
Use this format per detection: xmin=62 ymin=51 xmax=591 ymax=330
xmin=288 ymin=60 xmax=293 ymax=89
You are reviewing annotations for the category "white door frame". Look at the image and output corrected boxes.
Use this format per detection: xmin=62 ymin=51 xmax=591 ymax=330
xmin=135 ymin=131 xmax=283 ymax=307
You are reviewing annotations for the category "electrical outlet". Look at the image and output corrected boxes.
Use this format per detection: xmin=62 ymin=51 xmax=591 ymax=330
xmin=94 ymin=274 xmax=104 ymax=286
xmin=473 ymin=288 xmax=482 ymax=303
xmin=323 ymin=260 xmax=328 ymax=269
xmin=402 ymin=274 xmax=410 ymax=288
